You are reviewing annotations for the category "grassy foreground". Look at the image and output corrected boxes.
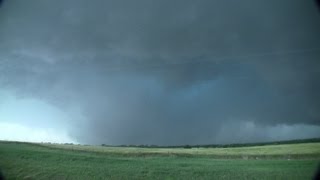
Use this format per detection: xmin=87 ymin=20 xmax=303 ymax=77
xmin=0 ymin=141 xmax=319 ymax=179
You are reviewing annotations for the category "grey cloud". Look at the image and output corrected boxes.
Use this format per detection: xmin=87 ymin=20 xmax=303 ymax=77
xmin=0 ymin=0 xmax=319 ymax=145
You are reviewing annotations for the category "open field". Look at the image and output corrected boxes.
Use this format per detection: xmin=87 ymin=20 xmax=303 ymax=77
xmin=0 ymin=141 xmax=319 ymax=179
xmin=43 ymin=142 xmax=320 ymax=159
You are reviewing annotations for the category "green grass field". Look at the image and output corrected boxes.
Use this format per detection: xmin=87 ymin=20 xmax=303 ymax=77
xmin=0 ymin=141 xmax=319 ymax=179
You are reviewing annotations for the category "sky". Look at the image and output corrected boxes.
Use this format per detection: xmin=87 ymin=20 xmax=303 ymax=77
xmin=0 ymin=0 xmax=320 ymax=145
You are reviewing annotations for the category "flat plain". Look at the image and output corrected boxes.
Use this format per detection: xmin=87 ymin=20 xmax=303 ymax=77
xmin=0 ymin=141 xmax=319 ymax=179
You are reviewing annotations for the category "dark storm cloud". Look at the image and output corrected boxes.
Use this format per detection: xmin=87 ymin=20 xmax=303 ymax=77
xmin=0 ymin=0 xmax=320 ymax=145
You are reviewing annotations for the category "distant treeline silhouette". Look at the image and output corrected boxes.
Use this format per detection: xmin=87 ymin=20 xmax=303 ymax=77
xmin=2 ymin=138 xmax=319 ymax=149
xmin=100 ymin=138 xmax=320 ymax=149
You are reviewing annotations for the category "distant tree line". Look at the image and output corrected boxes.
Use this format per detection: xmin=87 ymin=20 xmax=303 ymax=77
xmin=100 ymin=138 xmax=320 ymax=149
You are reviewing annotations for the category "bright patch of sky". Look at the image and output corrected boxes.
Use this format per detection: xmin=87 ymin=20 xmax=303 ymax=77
xmin=0 ymin=90 xmax=76 ymax=143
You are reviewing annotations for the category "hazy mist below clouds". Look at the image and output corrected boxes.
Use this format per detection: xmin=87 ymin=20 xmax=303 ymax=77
xmin=0 ymin=0 xmax=320 ymax=145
